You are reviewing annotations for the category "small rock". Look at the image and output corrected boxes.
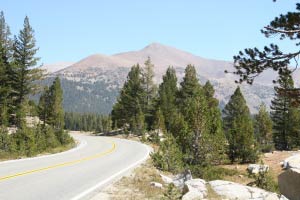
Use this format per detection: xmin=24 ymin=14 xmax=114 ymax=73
xmin=247 ymin=164 xmax=269 ymax=174
xmin=238 ymin=175 xmax=243 ymax=178
xmin=150 ymin=182 xmax=163 ymax=188
xmin=280 ymin=161 xmax=284 ymax=168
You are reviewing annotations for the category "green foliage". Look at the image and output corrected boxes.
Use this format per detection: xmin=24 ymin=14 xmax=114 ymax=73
xmin=232 ymin=2 xmax=300 ymax=85
xmin=191 ymin=165 xmax=238 ymax=181
xmin=64 ymin=112 xmax=112 ymax=133
xmin=112 ymin=64 xmax=146 ymax=134
xmin=286 ymin=107 xmax=300 ymax=149
xmin=0 ymin=11 xmax=12 ymax=127
xmin=0 ymin=126 xmax=10 ymax=152
xmin=142 ymin=57 xmax=157 ymax=129
xmin=175 ymin=66 xmax=227 ymax=166
xmin=0 ymin=12 xmax=74 ymax=159
xmin=48 ymin=77 xmax=64 ymax=130
xmin=223 ymin=87 xmax=258 ymax=163
xmin=271 ymin=75 xmax=300 ymax=150
xmin=203 ymin=81 xmax=227 ymax=163
xmin=11 ymin=16 xmax=42 ymax=126
xmin=162 ymin=183 xmax=182 ymax=200
xmin=169 ymin=112 xmax=190 ymax=155
xmin=151 ymin=133 xmax=183 ymax=173
xmin=254 ymin=103 xmax=273 ymax=152
xmin=157 ymin=66 xmax=178 ymax=131
xmin=177 ymin=65 xmax=208 ymax=165
xmin=247 ymin=162 xmax=278 ymax=193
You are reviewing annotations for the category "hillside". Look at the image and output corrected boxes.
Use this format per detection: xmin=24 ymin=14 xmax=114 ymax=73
xmin=42 ymin=43 xmax=278 ymax=114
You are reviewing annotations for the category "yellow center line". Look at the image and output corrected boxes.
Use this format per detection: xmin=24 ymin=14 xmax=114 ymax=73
xmin=0 ymin=141 xmax=116 ymax=182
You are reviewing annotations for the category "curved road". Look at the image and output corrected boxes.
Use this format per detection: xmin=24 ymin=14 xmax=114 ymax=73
xmin=0 ymin=132 xmax=150 ymax=200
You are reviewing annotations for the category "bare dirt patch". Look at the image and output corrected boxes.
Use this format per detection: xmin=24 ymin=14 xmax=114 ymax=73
xmin=91 ymin=159 xmax=165 ymax=200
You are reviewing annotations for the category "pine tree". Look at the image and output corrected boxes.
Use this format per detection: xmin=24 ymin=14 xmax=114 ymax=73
xmin=254 ymin=103 xmax=273 ymax=152
xmin=111 ymin=64 xmax=146 ymax=134
xmin=169 ymin=112 xmax=190 ymax=154
xmin=271 ymin=75 xmax=300 ymax=150
xmin=232 ymin=2 xmax=300 ymax=86
xmin=151 ymin=132 xmax=183 ymax=173
xmin=11 ymin=16 xmax=42 ymax=126
xmin=0 ymin=11 xmax=12 ymax=126
xmin=0 ymin=126 xmax=9 ymax=152
xmin=287 ymin=107 xmax=300 ymax=149
xmin=48 ymin=77 xmax=64 ymax=130
xmin=131 ymin=104 xmax=145 ymax=136
xmin=142 ymin=57 xmax=157 ymax=128
xmin=178 ymin=65 xmax=201 ymax=104
xmin=157 ymin=66 xmax=178 ymax=131
xmin=223 ymin=87 xmax=257 ymax=163
xmin=203 ymin=81 xmax=227 ymax=163
xmin=38 ymin=86 xmax=50 ymax=127
xmin=177 ymin=65 xmax=214 ymax=165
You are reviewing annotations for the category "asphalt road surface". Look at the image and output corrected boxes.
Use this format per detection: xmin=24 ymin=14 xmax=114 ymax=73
xmin=0 ymin=132 xmax=150 ymax=200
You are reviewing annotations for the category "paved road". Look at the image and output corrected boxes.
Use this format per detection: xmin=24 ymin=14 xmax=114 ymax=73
xmin=0 ymin=132 xmax=150 ymax=200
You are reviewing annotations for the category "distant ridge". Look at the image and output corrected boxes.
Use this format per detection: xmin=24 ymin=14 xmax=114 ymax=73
xmin=42 ymin=42 xmax=287 ymax=113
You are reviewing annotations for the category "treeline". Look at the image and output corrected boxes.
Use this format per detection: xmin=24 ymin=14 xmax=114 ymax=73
xmin=111 ymin=57 xmax=300 ymax=175
xmin=64 ymin=112 xmax=112 ymax=133
xmin=0 ymin=12 xmax=73 ymax=158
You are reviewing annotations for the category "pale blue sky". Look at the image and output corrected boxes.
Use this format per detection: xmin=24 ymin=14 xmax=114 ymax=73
xmin=0 ymin=0 xmax=298 ymax=64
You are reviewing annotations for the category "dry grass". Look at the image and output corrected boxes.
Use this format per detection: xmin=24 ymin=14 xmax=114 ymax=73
xmin=219 ymin=164 xmax=253 ymax=185
xmin=262 ymin=151 xmax=295 ymax=177
xmin=97 ymin=159 xmax=165 ymax=200
xmin=219 ymin=151 xmax=296 ymax=187
xmin=206 ymin=184 xmax=223 ymax=200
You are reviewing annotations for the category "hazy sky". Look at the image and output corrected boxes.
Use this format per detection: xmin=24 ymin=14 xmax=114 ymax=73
xmin=0 ymin=0 xmax=298 ymax=64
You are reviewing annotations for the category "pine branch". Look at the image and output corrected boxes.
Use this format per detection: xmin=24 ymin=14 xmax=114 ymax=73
xmin=264 ymin=26 xmax=300 ymax=34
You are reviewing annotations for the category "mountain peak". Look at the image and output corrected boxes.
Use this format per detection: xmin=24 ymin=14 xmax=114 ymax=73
xmin=142 ymin=42 xmax=173 ymax=51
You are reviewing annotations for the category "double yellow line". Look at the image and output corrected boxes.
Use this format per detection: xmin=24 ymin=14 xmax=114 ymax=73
xmin=0 ymin=141 xmax=116 ymax=182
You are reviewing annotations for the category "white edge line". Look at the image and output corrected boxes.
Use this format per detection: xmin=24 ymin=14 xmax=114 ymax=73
xmin=71 ymin=143 xmax=153 ymax=200
xmin=0 ymin=135 xmax=87 ymax=165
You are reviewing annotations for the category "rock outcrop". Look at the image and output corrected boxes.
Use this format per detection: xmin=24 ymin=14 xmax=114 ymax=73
xmin=172 ymin=170 xmax=193 ymax=189
xmin=279 ymin=165 xmax=300 ymax=200
xmin=209 ymin=180 xmax=281 ymax=200
xmin=182 ymin=179 xmax=207 ymax=200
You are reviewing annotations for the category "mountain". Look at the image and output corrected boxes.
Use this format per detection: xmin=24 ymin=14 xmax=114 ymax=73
xmin=41 ymin=62 xmax=74 ymax=73
xmin=42 ymin=43 xmax=279 ymax=114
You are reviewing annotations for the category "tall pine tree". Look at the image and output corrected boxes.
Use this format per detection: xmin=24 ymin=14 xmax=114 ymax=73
xmin=0 ymin=11 xmax=12 ymax=126
xmin=48 ymin=77 xmax=64 ymax=130
xmin=203 ymin=81 xmax=227 ymax=163
xmin=177 ymin=65 xmax=204 ymax=164
xmin=223 ymin=87 xmax=257 ymax=163
xmin=142 ymin=57 xmax=157 ymax=129
xmin=11 ymin=16 xmax=42 ymax=126
xmin=38 ymin=86 xmax=50 ymax=128
xmin=271 ymin=75 xmax=300 ymax=150
xmin=157 ymin=66 xmax=178 ymax=131
xmin=111 ymin=64 xmax=146 ymax=134
xmin=254 ymin=103 xmax=273 ymax=152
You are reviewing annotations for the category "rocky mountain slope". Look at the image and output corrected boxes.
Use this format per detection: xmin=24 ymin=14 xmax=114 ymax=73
xmin=42 ymin=43 xmax=278 ymax=114
xmin=41 ymin=62 xmax=74 ymax=73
